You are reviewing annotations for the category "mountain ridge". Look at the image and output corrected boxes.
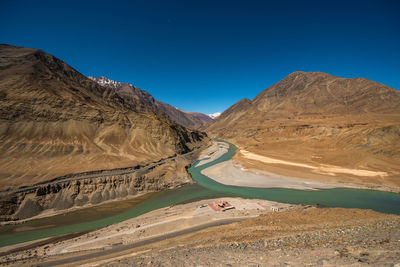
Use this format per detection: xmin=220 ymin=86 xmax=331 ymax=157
xmin=207 ymin=71 xmax=400 ymax=191
xmin=89 ymin=76 xmax=213 ymax=129
xmin=251 ymin=71 xmax=400 ymax=116
xmin=0 ymin=44 xmax=208 ymax=191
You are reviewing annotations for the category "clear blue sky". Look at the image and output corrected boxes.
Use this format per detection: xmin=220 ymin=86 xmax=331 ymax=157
xmin=1 ymin=0 xmax=399 ymax=114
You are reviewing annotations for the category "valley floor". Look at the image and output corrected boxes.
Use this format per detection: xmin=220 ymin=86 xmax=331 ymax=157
xmin=202 ymin=160 xmax=340 ymax=190
xmin=1 ymin=140 xmax=399 ymax=266
xmin=4 ymin=205 xmax=398 ymax=266
xmin=199 ymin=140 xmax=400 ymax=193
xmin=0 ymin=197 xmax=300 ymax=266
xmin=200 ymin=141 xmax=361 ymax=191
xmin=234 ymin=147 xmax=400 ymax=193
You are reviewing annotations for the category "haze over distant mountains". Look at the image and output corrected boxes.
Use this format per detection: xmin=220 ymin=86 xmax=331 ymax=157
xmin=89 ymin=76 xmax=213 ymax=129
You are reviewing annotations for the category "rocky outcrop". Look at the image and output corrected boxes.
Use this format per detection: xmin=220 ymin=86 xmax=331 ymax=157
xmin=0 ymin=151 xmax=200 ymax=221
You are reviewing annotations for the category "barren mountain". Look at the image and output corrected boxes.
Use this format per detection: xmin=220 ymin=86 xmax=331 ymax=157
xmin=207 ymin=71 xmax=400 ymax=190
xmin=89 ymin=76 xmax=213 ymax=129
xmin=0 ymin=44 xmax=208 ymax=191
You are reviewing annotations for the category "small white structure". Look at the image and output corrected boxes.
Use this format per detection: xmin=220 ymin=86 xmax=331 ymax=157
xmin=270 ymin=206 xmax=279 ymax=212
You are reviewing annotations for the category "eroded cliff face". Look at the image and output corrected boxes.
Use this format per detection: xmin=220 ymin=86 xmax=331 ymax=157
xmin=0 ymin=151 xmax=200 ymax=221
xmin=0 ymin=44 xmax=210 ymax=221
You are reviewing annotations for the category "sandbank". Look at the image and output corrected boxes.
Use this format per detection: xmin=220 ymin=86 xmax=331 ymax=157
xmin=201 ymin=160 xmax=340 ymax=190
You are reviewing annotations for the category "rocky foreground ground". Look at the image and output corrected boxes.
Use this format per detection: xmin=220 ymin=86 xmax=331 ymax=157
xmin=97 ymin=208 xmax=400 ymax=266
xmin=1 ymin=206 xmax=399 ymax=266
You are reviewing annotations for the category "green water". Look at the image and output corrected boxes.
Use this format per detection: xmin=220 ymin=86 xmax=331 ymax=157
xmin=189 ymin=141 xmax=400 ymax=214
xmin=1 ymin=140 xmax=399 ymax=247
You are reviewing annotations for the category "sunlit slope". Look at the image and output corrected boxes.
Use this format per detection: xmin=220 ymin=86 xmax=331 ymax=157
xmin=207 ymin=71 xmax=400 ymax=189
xmin=0 ymin=44 xmax=207 ymax=190
xmin=89 ymin=76 xmax=213 ymax=129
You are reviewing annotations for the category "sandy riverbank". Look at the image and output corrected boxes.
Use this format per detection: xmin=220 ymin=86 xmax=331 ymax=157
xmin=45 ymin=198 xmax=297 ymax=255
xmin=198 ymin=140 xmax=399 ymax=192
xmin=195 ymin=141 xmax=229 ymax=167
xmin=5 ymin=205 xmax=399 ymax=266
xmin=199 ymin=141 xmax=349 ymax=190
xmin=235 ymin=148 xmax=400 ymax=193
xmin=0 ymin=197 xmax=302 ymax=265
xmin=240 ymin=149 xmax=388 ymax=177
xmin=202 ymin=160 xmax=342 ymax=190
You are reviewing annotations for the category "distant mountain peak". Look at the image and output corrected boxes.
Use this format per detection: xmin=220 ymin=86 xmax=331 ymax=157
xmin=252 ymin=71 xmax=400 ymax=115
xmin=207 ymin=112 xmax=221 ymax=119
xmin=89 ymin=75 xmax=212 ymax=129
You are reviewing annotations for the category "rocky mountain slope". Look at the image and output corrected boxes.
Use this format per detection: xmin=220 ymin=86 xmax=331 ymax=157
xmin=0 ymin=44 xmax=209 ymax=219
xmin=207 ymin=71 xmax=400 ymax=190
xmin=89 ymin=76 xmax=212 ymax=129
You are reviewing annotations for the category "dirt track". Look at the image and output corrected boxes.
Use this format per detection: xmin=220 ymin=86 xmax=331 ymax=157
xmin=37 ymin=218 xmax=244 ymax=267
xmin=0 ymin=197 xmax=298 ymax=266
xmin=97 ymin=208 xmax=400 ymax=266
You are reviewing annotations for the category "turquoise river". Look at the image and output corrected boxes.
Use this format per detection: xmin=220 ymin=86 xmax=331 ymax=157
xmin=1 ymin=140 xmax=399 ymax=247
